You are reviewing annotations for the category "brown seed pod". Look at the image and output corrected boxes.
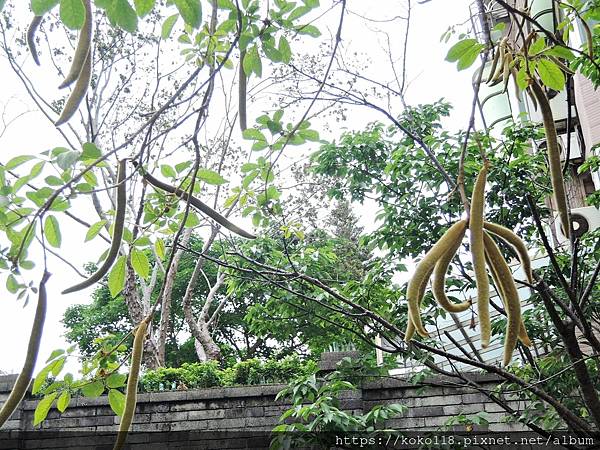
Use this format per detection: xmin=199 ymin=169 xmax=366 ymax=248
xmin=112 ymin=319 xmax=148 ymax=450
xmin=470 ymin=162 xmax=491 ymax=347
xmin=55 ymin=50 xmax=92 ymax=127
xmin=432 ymin=224 xmax=472 ymax=313
xmin=483 ymin=232 xmax=523 ymax=366
xmin=59 ymin=0 xmax=93 ymax=89
xmin=0 ymin=271 xmax=51 ymax=427
xmin=405 ymin=219 xmax=468 ymax=341
xmin=62 ymin=159 xmax=126 ymax=294
xmin=483 ymin=221 xmax=533 ymax=284
xmin=27 ymin=16 xmax=43 ymax=66
xmin=530 ymin=80 xmax=571 ymax=240
xmin=132 ymin=161 xmax=256 ymax=239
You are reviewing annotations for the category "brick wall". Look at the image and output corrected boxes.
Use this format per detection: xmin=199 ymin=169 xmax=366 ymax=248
xmin=0 ymin=373 xmax=529 ymax=449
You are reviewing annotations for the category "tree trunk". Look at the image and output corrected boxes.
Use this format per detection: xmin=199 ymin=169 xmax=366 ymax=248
xmin=156 ymin=228 xmax=192 ymax=366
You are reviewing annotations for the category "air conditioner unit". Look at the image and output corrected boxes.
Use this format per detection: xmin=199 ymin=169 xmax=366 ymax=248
xmin=534 ymin=133 xmax=583 ymax=161
xmin=553 ymin=206 xmax=600 ymax=245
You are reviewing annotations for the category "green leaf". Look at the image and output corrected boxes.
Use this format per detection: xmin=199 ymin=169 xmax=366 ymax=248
xmin=56 ymin=150 xmax=80 ymax=171
xmin=452 ymin=41 xmax=484 ymax=70
xmin=49 ymin=358 xmax=66 ymax=378
xmin=288 ymin=5 xmax=311 ymax=21
xmin=57 ymin=391 xmax=71 ymax=413
xmin=278 ymin=36 xmax=291 ymax=64
xmin=85 ymin=220 xmax=107 ymax=242
xmin=6 ymin=274 xmax=19 ymax=294
xmin=155 ymin=238 xmax=166 ymax=260
xmin=46 ymin=349 xmax=65 ymax=363
xmin=45 ymin=175 xmax=63 ymax=186
xmin=537 ymin=58 xmax=565 ymax=91
xmin=299 ymin=129 xmax=319 ymax=141
xmin=262 ymin=43 xmax=282 ymax=62
xmin=543 ymin=45 xmax=575 ymax=61
xmin=197 ymin=168 xmax=228 ymax=185
xmin=160 ymin=164 xmax=177 ymax=179
xmin=446 ymin=38 xmax=479 ymax=62
xmin=133 ymin=0 xmax=154 ymax=16
xmin=60 ymin=0 xmax=85 ymax=29
xmin=108 ymin=389 xmax=126 ymax=417
xmin=81 ymin=380 xmax=104 ymax=398
xmin=242 ymin=128 xmax=266 ymax=142
xmin=109 ymin=0 xmax=138 ymax=32
xmin=515 ymin=66 xmax=528 ymax=91
xmin=108 ymin=255 xmax=126 ymax=298
xmin=106 ymin=373 xmax=127 ymax=388
xmin=529 ymin=37 xmax=545 ymax=56
xmin=81 ymin=142 xmax=102 ymax=160
xmin=161 ymin=13 xmax=179 ymax=39
xmin=174 ymin=0 xmax=202 ymax=29
xmin=33 ymin=392 xmax=57 ymax=426
xmin=0 ymin=0 xmax=5 ymax=11
xmin=184 ymin=211 xmax=200 ymax=227
xmin=44 ymin=215 xmax=62 ymax=248
xmin=130 ymin=248 xmax=150 ymax=279
xmin=243 ymin=46 xmax=262 ymax=77
xmin=32 ymin=0 xmax=60 ymax=15
xmin=6 ymin=155 xmax=35 ymax=170
xmin=296 ymin=24 xmax=320 ymax=37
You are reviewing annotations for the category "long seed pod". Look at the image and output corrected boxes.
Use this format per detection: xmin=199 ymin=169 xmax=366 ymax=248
xmin=486 ymin=45 xmax=501 ymax=84
xmin=132 ymin=161 xmax=256 ymax=239
xmin=62 ymin=160 xmax=126 ymax=294
xmin=27 ymin=16 xmax=43 ymax=66
xmin=59 ymin=0 xmax=93 ymax=89
xmin=483 ymin=221 xmax=533 ymax=284
xmin=55 ymin=50 xmax=92 ymax=127
xmin=0 ymin=271 xmax=51 ymax=427
xmin=432 ymin=225 xmax=472 ymax=313
xmin=581 ymin=18 xmax=594 ymax=60
xmin=112 ymin=319 xmax=148 ymax=450
xmin=405 ymin=265 xmax=434 ymax=342
xmin=530 ymin=80 xmax=571 ymax=240
xmin=489 ymin=40 xmax=506 ymax=84
xmin=484 ymin=237 xmax=531 ymax=347
xmin=239 ymin=50 xmax=247 ymax=132
xmin=405 ymin=220 xmax=468 ymax=341
xmin=501 ymin=52 xmax=513 ymax=92
xmin=483 ymin=232 xmax=523 ymax=366
xmin=470 ymin=162 xmax=491 ymax=348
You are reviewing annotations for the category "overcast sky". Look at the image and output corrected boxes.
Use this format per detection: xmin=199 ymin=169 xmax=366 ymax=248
xmin=0 ymin=0 xmax=473 ymax=374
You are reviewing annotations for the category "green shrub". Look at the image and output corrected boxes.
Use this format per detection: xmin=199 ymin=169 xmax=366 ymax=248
xmin=139 ymin=355 xmax=316 ymax=392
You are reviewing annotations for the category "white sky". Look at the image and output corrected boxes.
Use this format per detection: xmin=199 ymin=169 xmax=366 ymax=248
xmin=0 ymin=0 xmax=473 ymax=373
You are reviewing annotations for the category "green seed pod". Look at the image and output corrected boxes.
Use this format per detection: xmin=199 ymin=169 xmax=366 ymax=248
xmin=27 ymin=16 xmax=43 ymax=66
xmin=55 ymin=50 xmax=92 ymax=127
xmin=112 ymin=319 xmax=148 ymax=450
xmin=432 ymin=225 xmax=472 ymax=313
xmin=239 ymin=50 xmax=247 ymax=132
xmin=62 ymin=160 xmax=125 ymax=294
xmin=483 ymin=221 xmax=533 ymax=284
xmin=58 ymin=0 xmax=93 ymax=89
xmin=0 ymin=271 xmax=51 ymax=427
xmin=470 ymin=162 xmax=491 ymax=347
xmin=483 ymin=233 xmax=522 ymax=366
xmin=530 ymin=81 xmax=571 ymax=240
xmin=405 ymin=220 xmax=468 ymax=341
xmin=132 ymin=161 xmax=256 ymax=239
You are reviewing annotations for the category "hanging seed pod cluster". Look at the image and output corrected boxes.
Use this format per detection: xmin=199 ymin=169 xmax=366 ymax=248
xmin=405 ymin=163 xmax=533 ymax=367
xmin=27 ymin=0 xmax=94 ymax=126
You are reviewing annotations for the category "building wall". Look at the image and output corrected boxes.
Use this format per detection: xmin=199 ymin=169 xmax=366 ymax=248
xmin=0 ymin=373 xmax=529 ymax=449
